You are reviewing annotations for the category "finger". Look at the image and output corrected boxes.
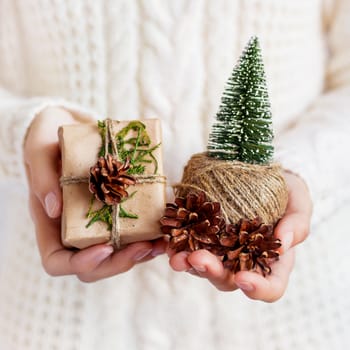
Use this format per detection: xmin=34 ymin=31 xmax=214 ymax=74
xmin=234 ymin=248 xmax=295 ymax=302
xmin=284 ymin=173 xmax=313 ymax=218
xmin=46 ymin=244 xmax=114 ymax=276
xmin=166 ymin=246 xmax=178 ymax=259
xmin=169 ymin=250 xmax=237 ymax=291
xmin=169 ymin=251 xmax=192 ymax=271
xmin=30 ymin=191 xmax=111 ymax=276
xmin=30 ymin=192 xmax=153 ymax=278
xmin=150 ymin=237 xmax=168 ymax=257
xmin=130 ymin=238 xmax=167 ymax=265
xmin=187 ymin=250 xmax=237 ymax=291
xmin=275 ymin=212 xmax=310 ymax=253
xmin=275 ymin=175 xmax=313 ymax=252
xmin=30 ymin=191 xmax=75 ymax=275
xmin=28 ymin=143 xmax=62 ymax=218
xmin=24 ymin=107 xmax=77 ymax=218
xmin=76 ymin=242 xmax=153 ymax=282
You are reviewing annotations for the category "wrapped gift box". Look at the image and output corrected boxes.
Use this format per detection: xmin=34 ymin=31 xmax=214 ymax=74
xmin=58 ymin=119 xmax=165 ymax=249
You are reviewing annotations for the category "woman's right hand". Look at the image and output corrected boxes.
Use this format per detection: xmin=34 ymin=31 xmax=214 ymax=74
xmin=24 ymin=106 xmax=165 ymax=282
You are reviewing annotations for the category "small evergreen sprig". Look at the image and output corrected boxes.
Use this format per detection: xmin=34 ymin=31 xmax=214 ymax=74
xmin=86 ymin=120 xmax=160 ymax=229
xmin=86 ymin=191 xmax=138 ymax=230
xmin=97 ymin=120 xmax=160 ymax=174
xmin=207 ymin=36 xmax=274 ymax=164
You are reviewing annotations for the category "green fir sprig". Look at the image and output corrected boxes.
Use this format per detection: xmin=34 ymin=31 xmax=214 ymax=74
xmin=86 ymin=120 xmax=160 ymax=229
xmin=207 ymin=36 xmax=274 ymax=164
xmin=97 ymin=120 xmax=160 ymax=174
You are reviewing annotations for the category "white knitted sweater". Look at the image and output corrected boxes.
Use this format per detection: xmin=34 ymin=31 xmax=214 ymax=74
xmin=0 ymin=1 xmax=350 ymax=349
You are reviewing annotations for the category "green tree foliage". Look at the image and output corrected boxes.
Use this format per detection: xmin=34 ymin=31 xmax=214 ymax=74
xmin=207 ymin=36 xmax=274 ymax=164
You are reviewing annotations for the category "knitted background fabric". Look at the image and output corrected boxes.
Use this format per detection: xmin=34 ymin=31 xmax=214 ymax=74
xmin=0 ymin=0 xmax=350 ymax=349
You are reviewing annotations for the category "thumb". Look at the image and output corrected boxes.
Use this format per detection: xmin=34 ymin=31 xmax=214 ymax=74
xmin=274 ymin=212 xmax=310 ymax=253
xmin=24 ymin=107 xmax=78 ymax=219
xmin=275 ymin=172 xmax=313 ymax=253
xmin=28 ymin=142 xmax=62 ymax=218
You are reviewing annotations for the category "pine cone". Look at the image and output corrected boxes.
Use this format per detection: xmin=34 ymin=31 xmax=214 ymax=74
xmin=159 ymin=191 xmax=281 ymax=276
xmin=221 ymin=218 xmax=281 ymax=276
xmin=89 ymin=154 xmax=136 ymax=205
xmin=159 ymin=191 xmax=226 ymax=253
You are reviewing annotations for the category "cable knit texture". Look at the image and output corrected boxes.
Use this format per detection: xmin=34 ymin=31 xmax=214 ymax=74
xmin=0 ymin=0 xmax=350 ymax=349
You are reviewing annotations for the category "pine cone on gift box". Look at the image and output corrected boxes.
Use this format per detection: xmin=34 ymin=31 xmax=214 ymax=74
xmin=160 ymin=191 xmax=281 ymax=276
xmin=89 ymin=154 xmax=136 ymax=205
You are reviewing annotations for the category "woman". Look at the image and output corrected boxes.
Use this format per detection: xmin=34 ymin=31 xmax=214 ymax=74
xmin=0 ymin=1 xmax=349 ymax=349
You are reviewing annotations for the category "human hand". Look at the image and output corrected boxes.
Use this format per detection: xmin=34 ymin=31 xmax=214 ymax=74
xmin=168 ymin=171 xmax=312 ymax=302
xmin=24 ymin=106 xmax=166 ymax=282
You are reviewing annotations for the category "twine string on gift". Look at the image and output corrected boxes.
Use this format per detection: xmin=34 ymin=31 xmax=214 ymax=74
xmin=60 ymin=174 xmax=166 ymax=187
xmin=105 ymin=118 xmax=119 ymax=159
xmin=111 ymin=203 xmax=121 ymax=248
xmin=105 ymin=118 xmax=122 ymax=248
xmin=60 ymin=176 xmax=89 ymax=185
xmin=60 ymin=119 xmax=166 ymax=249
xmin=60 ymin=174 xmax=166 ymax=186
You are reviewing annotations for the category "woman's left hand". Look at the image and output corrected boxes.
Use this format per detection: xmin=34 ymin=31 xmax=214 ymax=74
xmin=168 ymin=171 xmax=313 ymax=302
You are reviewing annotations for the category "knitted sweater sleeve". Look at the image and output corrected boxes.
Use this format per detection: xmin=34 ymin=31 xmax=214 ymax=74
xmin=275 ymin=0 xmax=350 ymax=223
xmin=0 ymin=86 xmax=96 ymax=183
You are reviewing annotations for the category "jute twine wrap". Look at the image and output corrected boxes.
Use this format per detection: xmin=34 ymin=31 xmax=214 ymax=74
xmin=105 ymin=119 xmax=121 ymax=248
xmin=60 ymin=119 xmax=166 ymax=249
xmin=175 ymin=153 xmax=288 ymax=225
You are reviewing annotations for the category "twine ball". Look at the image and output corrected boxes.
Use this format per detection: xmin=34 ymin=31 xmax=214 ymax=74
xmin=175 ymin=153 xmax=288 ymax=225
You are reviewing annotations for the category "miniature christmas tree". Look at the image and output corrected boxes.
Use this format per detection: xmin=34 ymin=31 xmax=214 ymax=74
xmin=208 ymin=36 xmax=273 ymax=164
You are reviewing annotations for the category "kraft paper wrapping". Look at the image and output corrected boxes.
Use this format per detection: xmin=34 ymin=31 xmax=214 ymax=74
xmin=58 ymin=119 xmax=165 ymax=249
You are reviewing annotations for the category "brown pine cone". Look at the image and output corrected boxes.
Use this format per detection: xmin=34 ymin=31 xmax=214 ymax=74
xmin=159 ymin=191 xmax=226 ymax=253
xmin=221 ymin=218 xmax=281 ymax=276
xmin=89 ymin=154 xmax=136 ymax=205
xmin=159 ymin=191 xmax=281 ymax=276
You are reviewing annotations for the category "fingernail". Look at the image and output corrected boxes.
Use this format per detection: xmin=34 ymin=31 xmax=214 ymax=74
xmin=151 ymin=247 xmax=165 ymax=257
xmin=283 ymin=231 xmax=294 ymax=251
xmin=134 ymin=249 xmax=152 ymax=261
xmin=45 ymin=192 xmax=58 ymax=218
xmin=95 ymin=246 xmax=114 ymax=263
xmin=192 ymin=264 xmax=206 ymax=273
xmin=236 ymin=281 xmax=255 ymax=292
